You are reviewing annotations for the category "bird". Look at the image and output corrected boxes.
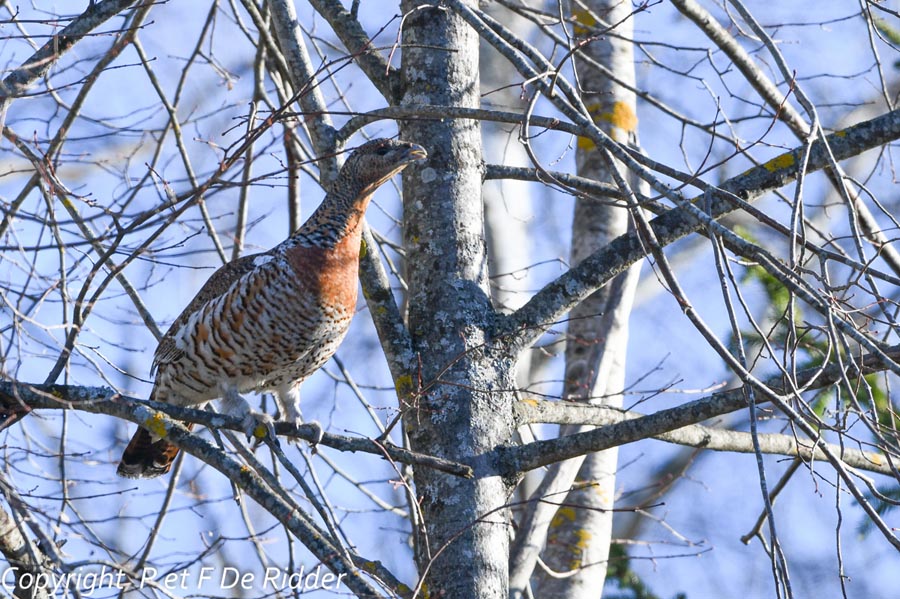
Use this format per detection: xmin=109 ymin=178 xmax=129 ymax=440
xmin=117 ymin=138 xmax=427 ymax=478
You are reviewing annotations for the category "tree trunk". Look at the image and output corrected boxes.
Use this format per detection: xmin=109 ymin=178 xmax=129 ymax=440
xmin=400 ymin=2 xmax=515 ymax=597
xmin=535 ymin=1 xmax=643 ymax=596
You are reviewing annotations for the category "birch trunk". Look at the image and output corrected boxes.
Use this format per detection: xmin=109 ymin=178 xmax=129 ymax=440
xmin=534 ymin=1 xmax=643 ymax=596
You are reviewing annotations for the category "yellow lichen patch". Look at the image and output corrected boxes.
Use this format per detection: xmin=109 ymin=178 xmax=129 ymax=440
xmin=572 ymin=7 xmax=597 ymax=36
xmin=550 ymin=506 xmax=577 ymax=527
xmin=577 ymin=135 xmax=597 ymax=151
xmin=762 ymin=152 xmax=796 ymax=172
xmin=579 ymin=101 xmax=638 ymax=149
xmin=144 ymin=412 xmax=168 ymax=438
xmin=585 ymin=102 xmax=604 ymax=116
xmin=395 ymin=374 xmax=414 ymax=396
xmin=598 ymin=101 xmax=638 ymax=133
xmin=833 ymin=129 xmax=847 ymax=138
xmin=521 ymin=398 xmax=540 ymax=407
xmin=574 ymin=527 xmax=592 ymax=549
xmin=359 ymin=238 xmax=368 ymax=259
xmin=59 ymin=195 xmax=77 ymax=213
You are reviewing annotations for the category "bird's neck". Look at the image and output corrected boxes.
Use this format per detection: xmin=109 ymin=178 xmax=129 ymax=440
xmin=291 ymin=184 xmax=373 ymax=249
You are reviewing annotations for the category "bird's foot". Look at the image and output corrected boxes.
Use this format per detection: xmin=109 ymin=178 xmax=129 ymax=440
xmin=271 ymin=387 xmax=322 ymax=450
xmin=305 ymin=420 xmax=324 ymax=454
xmin=242 ymin=411 xmax=276 ymax=447
xmin=279 ymin=415 xmax=323 ymax=452
xmin=280 ymin=414 xmax=304 ymax=446
xmin=219 ymin=386 xmax=275 ymax=447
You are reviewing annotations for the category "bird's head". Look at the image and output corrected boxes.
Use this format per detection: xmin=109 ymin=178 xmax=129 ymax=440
xmin=340 ymin=138 xmax=427 ymax=197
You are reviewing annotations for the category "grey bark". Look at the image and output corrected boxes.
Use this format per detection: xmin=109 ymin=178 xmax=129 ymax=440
xmin=267 ymin=0 xmax=338 ymax=178
xmin=399 ymin=2 xmax=515 ymax=598
xmin=0 ymin=504 xmax=51 ymax=599
xmin=513 ymin=398 xmax=893 ymax=476
xmin=480 ymin=0 xmax=543 ymax=508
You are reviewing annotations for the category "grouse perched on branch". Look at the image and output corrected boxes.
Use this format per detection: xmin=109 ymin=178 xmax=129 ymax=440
xmin=118 ymin=138 xmax=427 ymax=478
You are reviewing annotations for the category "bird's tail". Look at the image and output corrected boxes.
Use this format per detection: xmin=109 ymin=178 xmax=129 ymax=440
xmin=116 ymin=423 xmax=193 ymax=479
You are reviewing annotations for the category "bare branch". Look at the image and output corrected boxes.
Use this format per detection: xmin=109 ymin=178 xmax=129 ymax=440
xmin=515 ymin=399 xmax=893 ymax=476
xmin=0 ymin=381 xmax=473 ymax=478
xmin=0 ymin=0 xmax=142 ymax=105
xmin=307 ymin=0 xmax=401 ymax=102
xmin=497 ymin=107 xmax=900 ymax=351
xmin=500 ymin=343 xmax=900 ymax=475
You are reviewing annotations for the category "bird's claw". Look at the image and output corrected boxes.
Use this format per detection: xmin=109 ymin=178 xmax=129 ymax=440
xmin=306 ymin=420 xmax=324 ymax=454
xmin=280 ymin=416 xmax=323 ymax=453
xmin=281 ymin=416 xmax=303 ymax=446
xmin=242 ymin=411 xmax=276 ymax=447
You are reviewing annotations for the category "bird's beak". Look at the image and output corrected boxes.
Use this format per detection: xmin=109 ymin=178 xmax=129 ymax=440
xmin=404 ymin=144 xmax=428 ymax=164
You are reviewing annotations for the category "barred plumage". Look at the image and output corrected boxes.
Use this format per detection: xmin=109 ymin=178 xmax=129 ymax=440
xmin=118 ymin=139 xmax=427 ymax=478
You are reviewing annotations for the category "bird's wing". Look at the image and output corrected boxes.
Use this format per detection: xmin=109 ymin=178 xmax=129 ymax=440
xmin=152 ymin=252 xmax=271 ymax=372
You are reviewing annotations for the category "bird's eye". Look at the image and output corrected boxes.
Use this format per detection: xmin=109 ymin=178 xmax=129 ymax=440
xmin=375 ymin=146 xmax=390 ymax=156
